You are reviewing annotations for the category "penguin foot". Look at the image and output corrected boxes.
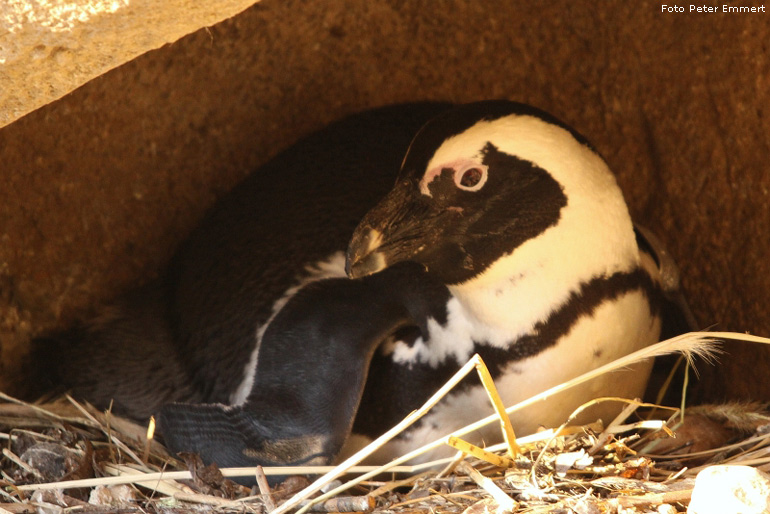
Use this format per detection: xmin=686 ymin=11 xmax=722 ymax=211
xmin=159 ymin=402 xmax=333 ymax=484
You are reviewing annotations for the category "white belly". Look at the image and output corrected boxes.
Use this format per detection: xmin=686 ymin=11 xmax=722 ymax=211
xmin=342 ymin=288 xmax=660 ymax=464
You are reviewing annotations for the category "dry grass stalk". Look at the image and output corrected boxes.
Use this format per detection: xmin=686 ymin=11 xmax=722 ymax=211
xmin=615 ymin=488 xmax=694 ymax=508
xmin=364 ymin=471 xmax=432 ymax=499
xmin=15 ymin=461 xmax=464 ymax=493
xmin=63 ymin=395 xmax=148 ymax=468
xmin=255 ymin=465 xmax=277 ymax=511
xmin=0 ymin=393 xmax=72 ymax=422
xmin=299 ymin=495 xmax=375 ymax=512
xmin=472 ymin=355 xmax=520 ymax=457
xmin=142 ymin=415 xmax=156 ymax=463
xmin=275 ymin=354 xmax=484 ymax=514
xmin=102 ymin=462 xmax=194 ymax=496
xmin=4 ymin=331 xmax=770 ymax=513
xmin=457 ymin=461 xmax=517 ymax=511
xmin=588 ymin=400 xmax=644 ymax=454
xmin=446 ymin=437 xmax=514 ymax=468
xmin=173 ymin=491 xmax=251 ymax=508
xmin=305 ymin=331 xmax=720 ymax=508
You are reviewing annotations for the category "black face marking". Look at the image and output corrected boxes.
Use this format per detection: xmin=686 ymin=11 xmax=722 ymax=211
xmin=347 ymin=101 xmax=590 ymax=284
xmin=349 ymin=143 xmax=568 ymax=285
xmin=352 ymin=268 xmax=663 ymax=439
xmin=412 ymin=143 xmax=567 ymax=284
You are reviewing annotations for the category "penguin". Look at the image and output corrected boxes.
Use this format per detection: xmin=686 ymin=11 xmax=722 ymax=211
xmin=25 ymin=101 xmax=687 ymax=475
xmin=342 ymin=101 xmax=677 ymax=461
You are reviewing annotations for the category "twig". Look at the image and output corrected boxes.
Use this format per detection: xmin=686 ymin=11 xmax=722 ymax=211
xmin=0 ymin=486 xmax=23 ymax=504
xmin=386 ymin=489 xmax=482 ymax=509
xmin=457 ymin=461 xmax=517 ymax=512
xmin=532 ymin=397 xmax=663 ymax=486
xmin=15 ymin=462 xmax=458 ymax=492
xmin=173 ymin=492 xmax=244 ymax=508
xmin=472 ymin=355 xmax=520 ymax=456
xmin=0 ymin=393 xmax=89 ymax=426
xmin=653 ymin=354 xmax=686 ymax=408
xmin=142 ymin=416 xmax=155 ymax=463
xmin=614 ymin=488 xmax=693 ymax=507
xmin=687 ymin=457 xmax=770 ymax=475
xmin=315 ymin=333 xmax=719 ymax=496
xmin=436 ymin=451 xmax=467 ymax=479
xmin=446 ymin=437 xmax=513 ymax=468
xmin=588 ymin=401 xmax=641 ymax=454
xmin=64 ymin=395 xmax=147 ymax=468
xmin=102 ymin=462 xmax=194 ymax=497
xmin=299 ymin=496 xmax=375 ymax=512
xmin=255 ymin=465 xmax=276 ymax=512
xmin=663 ymin=466 xmax=690 ymax=483
xmin=366 ymin=472 xmax=431 ymax=499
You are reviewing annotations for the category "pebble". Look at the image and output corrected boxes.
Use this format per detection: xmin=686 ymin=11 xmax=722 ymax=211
xmin=688 ymin=465 xmax=770 ymax=514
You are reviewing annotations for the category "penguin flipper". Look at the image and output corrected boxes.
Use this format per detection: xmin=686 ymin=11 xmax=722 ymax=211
xmin=158 ymin=402 xmax=332 ymax=469
xmin=634 ymin=224 xmax=700 ymax=337
xmin=159 ymin=263 xmax=449 ymax=474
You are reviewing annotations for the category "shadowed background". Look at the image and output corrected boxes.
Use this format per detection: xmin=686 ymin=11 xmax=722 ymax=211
xmin=1 ymin=0 xmax=768 ymax=402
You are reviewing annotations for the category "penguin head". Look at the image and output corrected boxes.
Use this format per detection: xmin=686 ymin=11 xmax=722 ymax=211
xmin=346 ymin=100 xmax=639 ymax=289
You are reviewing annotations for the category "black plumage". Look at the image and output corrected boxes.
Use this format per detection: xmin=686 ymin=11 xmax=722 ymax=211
xmin=27 ymin=102 xmax=452 ymax=418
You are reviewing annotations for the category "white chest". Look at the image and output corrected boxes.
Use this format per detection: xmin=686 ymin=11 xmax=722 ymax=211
xmin=351 ymin=278 xmax=661 ymax=464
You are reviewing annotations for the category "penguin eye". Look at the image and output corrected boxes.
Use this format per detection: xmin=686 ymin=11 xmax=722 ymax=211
xmin=460 ymin=168 xmax=483 ymax=187
xmin=454 ymin=164 xmax=488 ymax=191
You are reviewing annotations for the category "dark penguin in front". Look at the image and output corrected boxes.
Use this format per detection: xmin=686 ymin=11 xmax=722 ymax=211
xmin=24 ymin=101 xmax=687 ymax=473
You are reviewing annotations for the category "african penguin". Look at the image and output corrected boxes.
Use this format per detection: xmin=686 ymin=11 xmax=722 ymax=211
xmin=343 ymin=101 xmax=670 ymax=461
xmin=24 ymin=101 xmax=686 ymax=475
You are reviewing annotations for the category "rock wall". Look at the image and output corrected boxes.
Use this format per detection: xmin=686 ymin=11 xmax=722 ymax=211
xmin=0 ymin=0 xmax=260 ymax=127
xmin=1 ymin=0 xmax=768 ymax=401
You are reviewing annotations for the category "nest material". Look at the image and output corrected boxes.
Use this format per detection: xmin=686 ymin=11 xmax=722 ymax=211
xmin=2 ymin=332 xmax=769 ymax=513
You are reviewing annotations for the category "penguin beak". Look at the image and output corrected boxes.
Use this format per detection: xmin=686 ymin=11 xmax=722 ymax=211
xmin=346 ymin=227 xmax=388 ymax=278
xmin=346 ymin=182 xmax=435 ymax=279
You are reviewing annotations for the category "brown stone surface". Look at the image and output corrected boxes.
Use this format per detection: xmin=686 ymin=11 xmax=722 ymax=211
xmin=1 ymin=0 xmax=768 ymax=401
xmin=0 ymin=0 xmax=261 ymax=127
